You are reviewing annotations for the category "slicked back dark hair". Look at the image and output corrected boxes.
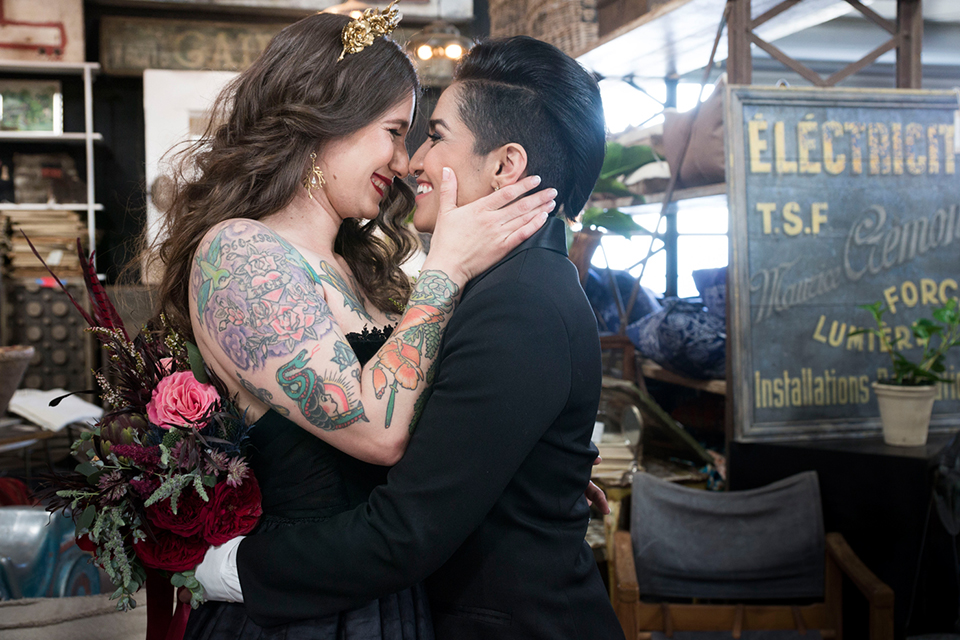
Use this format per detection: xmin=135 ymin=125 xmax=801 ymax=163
xmin=454 ymin=36 xmax=605 ymax=220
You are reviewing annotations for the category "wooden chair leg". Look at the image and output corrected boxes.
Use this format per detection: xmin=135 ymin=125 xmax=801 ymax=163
xmin=792 ymin=606 xmax=807 ymax=635
xmin=825 ymin=548 xmax=843 ymax=640
xmin=662 ymin=602 xmax=673 ymax=637
xmin=733 ymin=603 xmax=744 ymax=639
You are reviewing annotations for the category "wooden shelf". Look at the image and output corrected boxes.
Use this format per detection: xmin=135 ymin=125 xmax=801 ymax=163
xmin=590 ymin=182 xmax=728 ymax=214
xmin=642 ymin=182 xmax=727 ymax=204
xmin=640 ymin=358 xmax=726 ymax=395
xmin=575 ymin=0 xmax=852 ymax=79
xmin=0 ymin=203 xmax=104 ymax=212
xmin=0 ymin=59 xmax=99 ymax=254
xmin=0 ymin=132 xmax=103 ymax=143
xmin=0 ymin=60 xmax=100 ymax=75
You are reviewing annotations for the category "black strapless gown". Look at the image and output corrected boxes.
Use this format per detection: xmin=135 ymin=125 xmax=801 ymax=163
xmin=184 ymin=328 xmax=433 ymax=640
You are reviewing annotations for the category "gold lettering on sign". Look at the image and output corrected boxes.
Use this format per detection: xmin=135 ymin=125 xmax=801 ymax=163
xmin=100 ymin=16 xmax=292 ymax=75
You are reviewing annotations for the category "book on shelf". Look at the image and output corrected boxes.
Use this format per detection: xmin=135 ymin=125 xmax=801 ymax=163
xmin=1 ymin=208 xmax=86 ymax=276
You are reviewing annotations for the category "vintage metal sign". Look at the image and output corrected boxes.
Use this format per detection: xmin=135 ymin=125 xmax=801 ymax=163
xmin=100 ymin=17 xmax=288 ymax=75
xmin=101 ymin=16 xmax=420 ymax=75
xmin=726 ymin=86 xmax=960 ymax=441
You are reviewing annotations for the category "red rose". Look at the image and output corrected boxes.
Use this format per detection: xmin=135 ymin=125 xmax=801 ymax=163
xmin=134 ymin=528 xmax=208 ymax=572
xmin=76 ymin=533 xmax=96 ymax=553
xmin=202 ymin=475 xmax=262 ymax=545
xmin=145 ymin=486 xmax=207 ymax=537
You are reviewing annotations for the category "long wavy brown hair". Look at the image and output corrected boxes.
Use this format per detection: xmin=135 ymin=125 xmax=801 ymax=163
xmin=147 ymin=12 xmax=419 ymax=341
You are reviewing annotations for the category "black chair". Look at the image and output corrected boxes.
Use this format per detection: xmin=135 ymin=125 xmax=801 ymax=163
xmin=613 ymin=471 xmax=894 ymax=640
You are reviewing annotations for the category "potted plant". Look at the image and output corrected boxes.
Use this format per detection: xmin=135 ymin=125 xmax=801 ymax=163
xmin=852 ymin=299 xmax=960 ymax=446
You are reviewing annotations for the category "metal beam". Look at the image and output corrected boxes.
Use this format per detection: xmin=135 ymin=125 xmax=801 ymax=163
xmin=748 ymin=31 xmax=828 ymax=86
xmin=896 ymin=0 xmax=922 ymax=89
xmin=823 ymin=35 xmax=900 ymax=86
xmin=751 ymin=0 xmax=804 ymax=30
xmin=728 ymin=0 xmax=752 ymax=84
xmin=843 ymin=0 xmax=896 ymax=35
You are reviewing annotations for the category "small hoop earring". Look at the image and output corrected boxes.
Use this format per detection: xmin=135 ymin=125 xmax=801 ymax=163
xmin=304 ymin=152 xmax=326 ymax=197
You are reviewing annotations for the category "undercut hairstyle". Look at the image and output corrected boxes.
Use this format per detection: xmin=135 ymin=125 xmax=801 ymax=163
xmin=454 ymin=36 xmax=606 ymax=220
xmin=148 ymin=12 xmax=419 ymax=340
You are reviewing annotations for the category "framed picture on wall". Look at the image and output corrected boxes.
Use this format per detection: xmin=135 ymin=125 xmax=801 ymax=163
xmin=0 ymin=80 xmax=63 ymax=134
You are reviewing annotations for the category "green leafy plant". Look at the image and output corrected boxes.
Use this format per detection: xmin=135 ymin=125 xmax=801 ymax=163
xmin=590 ymin=142 xmax=657 ymax=199
xmin=850 ymin=299 xmax=960 ymax=386
xmin=581 ymin=206 xmax=647 ymax=237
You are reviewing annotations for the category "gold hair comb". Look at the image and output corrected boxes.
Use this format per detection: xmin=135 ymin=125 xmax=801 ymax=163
xmin=338 ymin=0 xmax=402 ymax=62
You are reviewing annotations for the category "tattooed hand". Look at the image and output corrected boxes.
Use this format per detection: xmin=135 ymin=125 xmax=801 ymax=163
xmin=191 ymin=220 xmax=463 ymax=466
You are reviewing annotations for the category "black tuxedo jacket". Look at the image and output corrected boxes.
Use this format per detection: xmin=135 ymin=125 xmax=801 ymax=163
xmin=237 ymin=217 xmax=625 ymax=639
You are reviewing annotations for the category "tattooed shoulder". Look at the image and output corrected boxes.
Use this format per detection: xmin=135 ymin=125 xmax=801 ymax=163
xmin=192 ymin=220 xmax=335 ymax=373
xmin=316 ymin=261 xmax=374 ymax=323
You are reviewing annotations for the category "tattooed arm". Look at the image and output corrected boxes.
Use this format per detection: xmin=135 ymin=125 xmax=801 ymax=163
xmin=191 ymin=218 xmax=461 ymax=465
xmin=191 ymin=173 xmax=554 ymax=464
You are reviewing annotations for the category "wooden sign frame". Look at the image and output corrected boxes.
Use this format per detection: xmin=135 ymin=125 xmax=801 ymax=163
xmin=725 ymin=86 xmax=960 ymax=442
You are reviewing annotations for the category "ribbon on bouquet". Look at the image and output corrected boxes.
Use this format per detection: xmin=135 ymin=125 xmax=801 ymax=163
xmin=145 ymin=569 xmax=191 ymax=640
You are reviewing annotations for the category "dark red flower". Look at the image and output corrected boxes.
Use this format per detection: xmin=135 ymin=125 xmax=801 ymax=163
xmin=112 ymin=444 xmax=161 ymax=469
xmin=202 ymin=475 xmax=262 ymax=545
xmin=145 ymin=487 xmax=207 ymax=537
xmin=134 ymin=528 xmax=208 ymax=572
xmin=129 ymin=477 xmax=161 ymax=499
xmin=76 ymin=534 xmax=96 ymax=553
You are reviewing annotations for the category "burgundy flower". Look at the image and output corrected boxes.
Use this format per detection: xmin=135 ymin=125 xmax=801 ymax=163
xmin=202 ymin=475 xmax=262 ymax=545
xmin=134 ymin=528 xmax=208 ymax=572
xmin=145 ymin=486 xmax=208 ymax=537
xmin=76 ymin=533 xmax=96 ymax=553
xmin=129 ymin=477 xmax=161 ymax=499
xmin=112 ymin=444 xmax=161 ymax=468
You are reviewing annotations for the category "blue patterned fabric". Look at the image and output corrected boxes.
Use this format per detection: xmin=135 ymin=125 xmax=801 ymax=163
xmin=626 ymin=299 xmax=726 ymax=379
xmin=692 ymin=267 xmax=726 ymax=319
xmin=583 ymin=268 xmax=661 ymax=333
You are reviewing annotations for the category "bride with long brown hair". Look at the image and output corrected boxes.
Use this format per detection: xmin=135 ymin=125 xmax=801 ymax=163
xmin=148 ymin=8 xmax=553 ymax=639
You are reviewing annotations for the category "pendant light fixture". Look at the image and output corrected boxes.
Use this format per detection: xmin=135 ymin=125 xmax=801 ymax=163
xmin=405 ymin=12 xmax=473 ymax=87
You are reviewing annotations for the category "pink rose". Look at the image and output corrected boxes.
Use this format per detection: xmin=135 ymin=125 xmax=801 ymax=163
xmin=146 ymin=370 xmax=219 ymax=428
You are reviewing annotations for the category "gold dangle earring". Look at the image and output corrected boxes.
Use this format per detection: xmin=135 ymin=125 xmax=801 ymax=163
xmin=303 ymin=152 xmax=326 ymax=198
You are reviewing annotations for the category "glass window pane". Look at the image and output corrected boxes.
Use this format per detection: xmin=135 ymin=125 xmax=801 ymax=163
xmin=677 ymin=203 xmax=728 ymax=234
xmin=590 ymin=233 xmax=667 ymax=296
xmin=677 ymin=235 xmax=728 ymax=298
xmin=631 ymin=249 xmax=666 ymax=296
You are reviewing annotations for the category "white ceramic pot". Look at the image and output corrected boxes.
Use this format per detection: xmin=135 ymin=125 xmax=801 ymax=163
xmin=872 ymin=382 xmax=937 ymax=447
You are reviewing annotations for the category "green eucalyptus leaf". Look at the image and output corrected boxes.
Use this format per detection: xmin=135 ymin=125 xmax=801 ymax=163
xmin=185 ymin=341 xmax=209 ymax=384
xmin=76 ymin=461 xmax=98 ymax=477
xmin=171 ymin=573 xmax=187 ymax=588
xmin=78 ymin=505 xmax=96 ymax=530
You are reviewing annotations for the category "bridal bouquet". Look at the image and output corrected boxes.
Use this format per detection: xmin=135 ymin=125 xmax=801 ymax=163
xmin=39 ymin=241 xmax=261 ymax=612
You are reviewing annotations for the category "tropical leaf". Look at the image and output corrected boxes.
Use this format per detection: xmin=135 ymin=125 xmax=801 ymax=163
xmin=582 ymin=207 xmax=646 ymax=237
xmin=598 ymin=143 xmax=658 ymax=180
